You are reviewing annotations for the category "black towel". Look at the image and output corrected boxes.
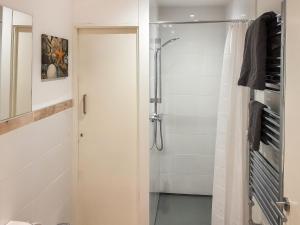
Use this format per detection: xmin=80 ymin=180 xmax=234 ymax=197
xmin=238 ymin=12 xmax=277 ymax=90
xmin=248 ymin=101 xmax=267 ymax=151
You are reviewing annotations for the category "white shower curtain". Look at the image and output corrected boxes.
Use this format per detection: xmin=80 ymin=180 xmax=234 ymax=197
xmin=211 ymin=23 xmax=250 ymax=225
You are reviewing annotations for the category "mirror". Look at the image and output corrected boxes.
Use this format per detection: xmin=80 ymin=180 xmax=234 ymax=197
xmin=0 ymin=6 xmax=32 ymax=121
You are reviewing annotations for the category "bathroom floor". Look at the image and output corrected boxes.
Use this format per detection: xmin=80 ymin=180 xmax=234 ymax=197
xmin=155 ymin=194 xmax=212 ymax=225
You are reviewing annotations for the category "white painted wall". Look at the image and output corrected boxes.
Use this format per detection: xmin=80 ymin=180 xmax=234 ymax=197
xmin=285 ymin=0 xmax=300 ymax=224
xmin=0 ymin=0 xmax=73 ymax=110
xmin=256 ymin=0 xmax=281 ymax=16
xmin=225 ymin=0 xmax=256 ymax=19
xmin=12 ymin=10 xmax=32 ymax=26
xmin=159 ymin=5 xmax=226 ymax=21
xmin=72 ymin=0 xmax=139 ymax=26
xmin=0 ymin=8 xmax=2 ymax=115
xmin=158 ymin=6 xmax=226 ymax=195
xmin=137 ymin=0 xmax=150 ymax=224
xmin=0 ymin=0 xmax=73 ymax=225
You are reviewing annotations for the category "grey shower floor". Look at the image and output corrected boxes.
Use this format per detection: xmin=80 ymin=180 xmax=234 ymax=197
xmin=155 ymin=194 xmax=212 ymax=225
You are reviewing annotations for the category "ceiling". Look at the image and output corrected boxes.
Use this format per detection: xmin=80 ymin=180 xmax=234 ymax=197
xmin=157 ymin=0 xmax=232 ymax=7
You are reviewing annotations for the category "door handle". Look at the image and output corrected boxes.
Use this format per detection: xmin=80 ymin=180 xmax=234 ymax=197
xmin=83 ymin=94 xmax=87 ymax=115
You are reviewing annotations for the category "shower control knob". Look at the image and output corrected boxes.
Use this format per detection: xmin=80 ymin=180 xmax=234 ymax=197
xmin=149 ymin=113 xmax=162 ymax=122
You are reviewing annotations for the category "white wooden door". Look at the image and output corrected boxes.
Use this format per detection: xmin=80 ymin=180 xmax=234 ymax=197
xmin=78 ymin=28 xmax=138 ymax=225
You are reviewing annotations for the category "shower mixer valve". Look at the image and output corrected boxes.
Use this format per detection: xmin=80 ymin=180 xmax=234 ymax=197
xmin=149 ymin=113 xmax=162 ymax=122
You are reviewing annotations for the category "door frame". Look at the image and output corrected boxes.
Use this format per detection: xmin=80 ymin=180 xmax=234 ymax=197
xmin=72 ymin=26 xmax=150 ymax=225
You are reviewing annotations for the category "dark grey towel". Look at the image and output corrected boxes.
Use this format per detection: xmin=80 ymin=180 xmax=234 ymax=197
xmin=238 ymin=12 xmax=277 ymax=90
xmin=248 ymin=101 xmax=267 ymax=151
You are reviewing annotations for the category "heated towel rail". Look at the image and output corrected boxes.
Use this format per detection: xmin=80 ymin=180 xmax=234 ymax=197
xmin=265 ymin=14 xmax=282 ymax=92
xmin=249 ymin=2 xmax=289 ymax=225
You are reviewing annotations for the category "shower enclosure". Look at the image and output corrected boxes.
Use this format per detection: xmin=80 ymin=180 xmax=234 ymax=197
xmin=149 ymin=21 xmax=226 ymax=225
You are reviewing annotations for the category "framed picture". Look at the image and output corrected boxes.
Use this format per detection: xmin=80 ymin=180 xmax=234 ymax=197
xmin=41 ymin=34 xmax=68 ymax=80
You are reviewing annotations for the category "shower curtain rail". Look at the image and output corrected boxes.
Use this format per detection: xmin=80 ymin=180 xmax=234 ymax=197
xmin=150 ymin=19 xmax=251 ymax=25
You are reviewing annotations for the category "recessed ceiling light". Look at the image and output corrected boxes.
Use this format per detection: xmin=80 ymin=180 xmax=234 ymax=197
xmin=168 ymin=24 xmax=173 ymax=28
xmin=190 ymin=14 xmax=195 ymax=18
xmin=171 ymin=30 xmax=175 ymax=34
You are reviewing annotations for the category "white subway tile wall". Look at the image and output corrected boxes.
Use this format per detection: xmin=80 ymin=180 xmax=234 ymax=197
xmin=0 ymin=110 xmax=73 ymax=225
xmin=158 ymin=15 xmax=226 ymax=195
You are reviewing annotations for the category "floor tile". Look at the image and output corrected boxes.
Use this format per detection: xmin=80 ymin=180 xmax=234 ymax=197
xmin=155 ymin=194 xmax=212 ymax=225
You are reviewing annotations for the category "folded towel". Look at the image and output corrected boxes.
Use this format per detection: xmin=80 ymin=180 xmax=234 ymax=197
xmin=248 ymin=101 xmax=267 ymax=151
xmin=238 ymin=12 xmax=277 ymax=90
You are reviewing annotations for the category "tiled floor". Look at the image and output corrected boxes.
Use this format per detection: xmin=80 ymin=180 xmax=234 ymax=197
xmin=155 ymin=194 xmax=212 ymax=225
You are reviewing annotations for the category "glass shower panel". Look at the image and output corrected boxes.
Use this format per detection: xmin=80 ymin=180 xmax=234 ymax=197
xmin=159 ymin=23 xmax=226 ymax=195
xmin=149 ymin=22 xmax=226 ymax=225
xmin=149 ymin=23 xmax=161 ymax=225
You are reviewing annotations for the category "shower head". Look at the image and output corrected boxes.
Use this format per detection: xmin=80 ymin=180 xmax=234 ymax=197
xmin=161 ymin=38 xmax=180 ymax=48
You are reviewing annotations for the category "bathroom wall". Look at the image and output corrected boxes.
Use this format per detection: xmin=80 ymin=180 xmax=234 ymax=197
xmin=0 ymin=0 xmax=73 ymax=109
xmin=72 ymin=0 xmax=138 ymax=26
xmin=158 ymin=6 xmax=226 ymax=195
xmin=256 ymin=0 xmax=282 ymax=16
xmin=159 ymin=6 xmax=226 ymax=21
xmin=285 ymin=0 xmax=300 ymax=223
xmin=225 ymin=0 xmax=256 ymax=19
xmin=0 ymin=0 xmax=73 ymax=225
